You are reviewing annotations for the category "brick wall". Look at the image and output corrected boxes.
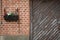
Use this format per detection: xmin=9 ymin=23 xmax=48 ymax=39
xmin=0 ymin=0 xmax=30 ymax=36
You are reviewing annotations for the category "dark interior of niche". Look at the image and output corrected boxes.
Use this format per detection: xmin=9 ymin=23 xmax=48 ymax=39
xmin=4 ymin=14 xmax=19 ymax=22
xmin=4 ymin=8 xmax=19 ymax=22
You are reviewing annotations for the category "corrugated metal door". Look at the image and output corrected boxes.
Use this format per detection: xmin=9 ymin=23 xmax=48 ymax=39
xmin=30 ymin=0 xmax=60 ymax=40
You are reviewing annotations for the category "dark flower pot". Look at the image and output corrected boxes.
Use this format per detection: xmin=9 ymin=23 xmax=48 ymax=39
xmin=4 ymin=14 xmax=19 ymax=22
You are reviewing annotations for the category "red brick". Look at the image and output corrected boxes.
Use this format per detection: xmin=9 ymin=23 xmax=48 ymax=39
xmin=0 ymin=0 xmax=30 ymax=36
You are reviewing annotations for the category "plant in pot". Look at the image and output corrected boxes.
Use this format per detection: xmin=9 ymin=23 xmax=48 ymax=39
xmin=4 ymin=8 xmax=19 ymax=22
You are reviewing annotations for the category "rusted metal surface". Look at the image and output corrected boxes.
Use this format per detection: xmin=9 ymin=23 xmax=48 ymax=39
xmin=30 ymin=0 xmax=60 ymax=40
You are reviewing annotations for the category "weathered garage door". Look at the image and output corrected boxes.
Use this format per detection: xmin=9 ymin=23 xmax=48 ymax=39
xmin=30 ymin=0 xmax=60 ymax=40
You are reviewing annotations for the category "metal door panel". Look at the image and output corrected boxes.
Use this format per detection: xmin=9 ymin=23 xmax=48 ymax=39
xmin=30 ymin=0 xmax=60 ymax=40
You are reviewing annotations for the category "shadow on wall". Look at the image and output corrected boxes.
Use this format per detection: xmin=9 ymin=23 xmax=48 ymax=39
xmin=40 ymin=0 xmax=59 ymax=2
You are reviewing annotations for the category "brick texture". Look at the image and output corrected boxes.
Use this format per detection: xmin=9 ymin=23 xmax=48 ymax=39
xmin=0 ymin=0 xmax=30 ymax=36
